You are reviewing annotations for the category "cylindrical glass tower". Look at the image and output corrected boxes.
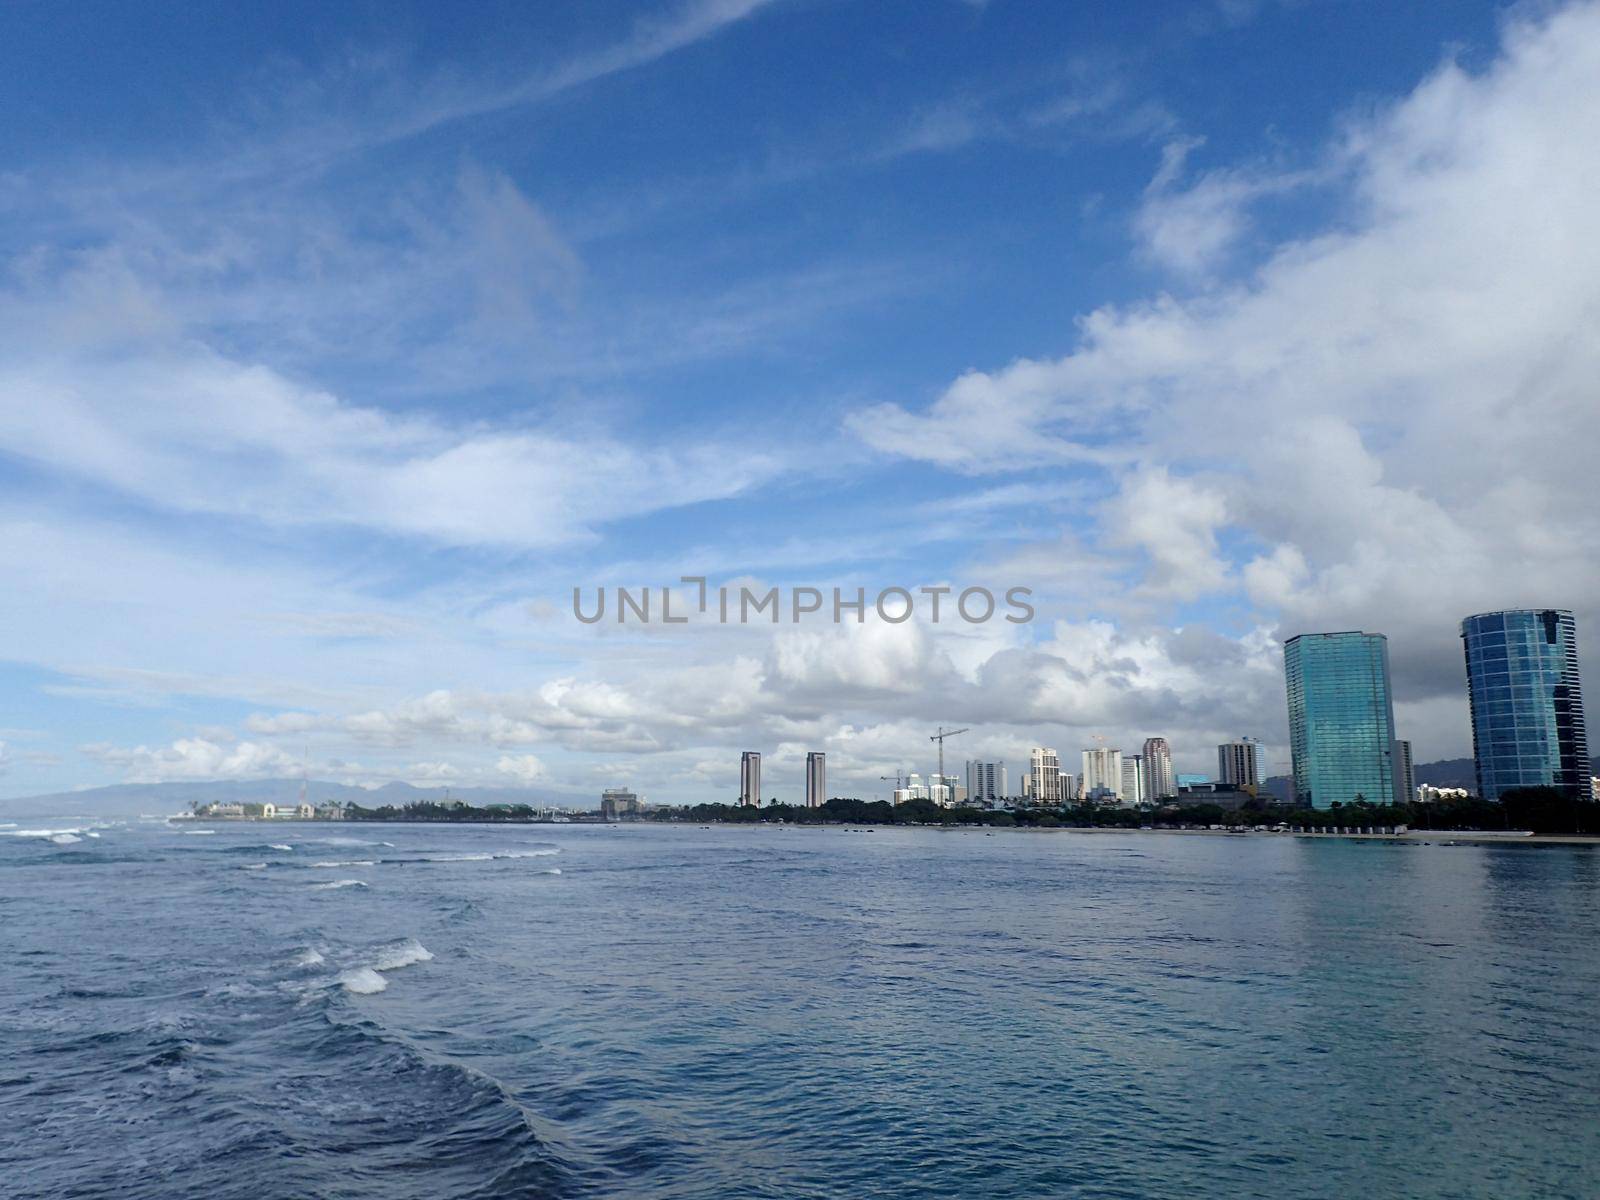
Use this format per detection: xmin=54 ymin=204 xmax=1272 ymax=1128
xmin=1461 ymin=610 xmax=1589 ymax=801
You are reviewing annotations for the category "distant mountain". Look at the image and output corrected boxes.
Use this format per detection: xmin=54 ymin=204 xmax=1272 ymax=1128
xmin=0 ymin=778 xmax=598 ymax=818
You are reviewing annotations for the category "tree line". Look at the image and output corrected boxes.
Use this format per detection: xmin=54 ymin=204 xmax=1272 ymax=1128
xmin=648 ymin=787 xmax=1599 ymax=834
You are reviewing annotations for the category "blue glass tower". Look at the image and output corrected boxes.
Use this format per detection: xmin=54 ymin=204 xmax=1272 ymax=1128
xmin=1284 ymin=632 xmax=1399 ymax=809
xmin=1461 ymin=610 xmax=1589 ymax=801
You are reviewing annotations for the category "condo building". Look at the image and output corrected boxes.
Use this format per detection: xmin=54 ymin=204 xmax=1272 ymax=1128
xmin=1217 ymin=738 xmax=1265 ymax=790
xmin=805 ymin=752 xmax=826 ymax=808
xmin=1028 ymin=748 xmax=1062 ymax=803
xmin=1461 ymin=610 xmax=1589 ymax=800
xmin=1142 ymin=737 xmax=1175 ymax=800
xmin=740 ymin=751 xmax=762 ymax=806
xmin=1284 ymin=632 xmax=1400 ymax=808
xmin=1081 ymin=747 xmax=1123 ymax=800
xmin=1395 ymin=739 xmax=1416 ymax=803
xmin=965 ymin=759 xmax=1008 ymax=805
xmin=1121 ymin=755 xmax=1147 ymax=806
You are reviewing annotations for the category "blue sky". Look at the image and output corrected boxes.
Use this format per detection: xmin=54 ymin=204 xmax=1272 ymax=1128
xmin=2 ymin=0 xmax=1597 ymax=803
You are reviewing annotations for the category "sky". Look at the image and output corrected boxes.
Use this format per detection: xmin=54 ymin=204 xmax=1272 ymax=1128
xmin=1 ymin=0 xmax=1597 ymax=804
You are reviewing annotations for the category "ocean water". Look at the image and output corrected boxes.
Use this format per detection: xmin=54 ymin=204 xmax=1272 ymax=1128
xmin=2 ymin=820 xmax=1598 ymax=1199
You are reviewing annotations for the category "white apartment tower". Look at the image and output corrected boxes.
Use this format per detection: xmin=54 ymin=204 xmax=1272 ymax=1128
xmin=1142 ymin=737 xmax=1175 ymax=800
xmin=1028 ymin=748 xmax=1062 ymax=803
xmin=1121 ymin=755 xmax=1147 ymax=806
xmin=805 ymin=752 xmax=826 ymax=808
xmin=740 ymin=751 xmax=762 ymax=806
xmin=965 ymin=759 xmax=1008 ymax=804
xmin=1081 ymin=747 xmax=1123 ymax=799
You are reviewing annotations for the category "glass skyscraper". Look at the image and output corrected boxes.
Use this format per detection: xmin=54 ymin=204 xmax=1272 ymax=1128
xmin=1284 ymin=632 xmax=1399 ymax=809
xmin=1461 ymin=610 xmax=1589 ymax=801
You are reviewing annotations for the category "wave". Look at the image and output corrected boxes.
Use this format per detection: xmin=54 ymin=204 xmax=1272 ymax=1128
xmin=269 ymin=844 xmax=293 ymax=852
xmin=540 ymin=868 xmax=562 ymax=875
xmin=241 ymin=863 xmax=267 ymax=871
xmin=51 ymin=833 xmax=84 ymax=845
xmin=314 ymin=836 xmax=394 ymax=847
xmin=337 ymin=966 xmax=389 ymax=994
xmin=372 ymin=938 xmax=434 ymax=971
xmin=311 ymin=859 xmax=376 ymax=868
xmin=309 ymin=879 xmax=367 ymax=891
xmin=293 ymin=948 xmax=326 ymax=967
xmin=3 ymin=827 xmax=84 ymax=839
xmin=401 ymin=849 xmax=563 ymax=864
xmin=336 ymin=939 xmax=434 ymax=993
xmin=182 ymin=829 xmax=217 ymax=836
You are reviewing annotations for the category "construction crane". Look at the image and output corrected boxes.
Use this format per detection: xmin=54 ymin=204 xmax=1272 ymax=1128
xmin=929 ymin=727 xmax=970 ymax=802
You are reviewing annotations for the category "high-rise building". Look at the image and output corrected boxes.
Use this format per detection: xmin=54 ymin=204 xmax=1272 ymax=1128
xmin=1284 ymin=632 xmax=1399 ymax=809
xmin=1028 ymin=748 xmax=1061 ymax=803
xmin=739 ymin=751 xmax=762 ymax=806
xmin=1395 ymin=739 xmax=1416 ymax=803
xmin=1081 ymin=747 xmax=1123 ymax=799
xmin=1217 ymin=738 xmax=1265 ymax=790
xmin=1461 ymin=610 xmax=1590 ymax=801
xmin=965 ymin=759 xmax=1008 ymax=804
xmin=600 ymin=788 xmax=641 ymax=820
xmin=805 ymin=752 xmax=826 ymax=808
xmin=1121 ymin=755 xmax=1147 ymax=805
xmin=1142 ymin=737 xmax=1175 ymax=800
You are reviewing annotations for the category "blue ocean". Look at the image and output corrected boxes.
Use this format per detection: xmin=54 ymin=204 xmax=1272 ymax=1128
xmin=3 ymin=819 xmax=1598 ymax=1198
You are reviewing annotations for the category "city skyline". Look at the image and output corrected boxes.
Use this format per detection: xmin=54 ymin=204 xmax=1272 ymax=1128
xmin=3 ymin=1 xmax=1600 ymax=807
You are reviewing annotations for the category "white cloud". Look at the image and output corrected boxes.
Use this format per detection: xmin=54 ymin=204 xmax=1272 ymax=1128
xmin=82 ymin=737 xmax=299 ymax=784
xmin=0 ymin=336 xmax=781 ymax=549
xmin=1102 ymin=469 xmax=1230 ymax=599
xmin=495 ymin=754 xmax=547 ymax=784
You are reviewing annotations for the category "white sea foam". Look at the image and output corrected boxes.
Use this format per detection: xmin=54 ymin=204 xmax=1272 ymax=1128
xmin=293 ymin=948 xmax=326 ymax=967
xmin=269 ymin=844 xmax=292 ymax=851
xmin=416 ymin=848 xmax=561 ymax=863
xmin=182 ymin=830 xmax=217 ymax=836
xmin=372 ymin=938 xmax=434 ymax=971
xmin=311 ymin=859 xmax=376 ymax=868
xmin=85 ymin=831 xmax=101 ymax=838
xmin=338 ymin=967 xmax=388 ymax=994
xmin=4 ymin=827 xmax=83 ymax=839
xmin=316 ymin=837 xmax=393 ymax=847
xmin=309 ymin=879 xmax=367 ymax=891
xmin=540 ymin=867 xmax=562 ymax=875
xmin=0 ymin=822 xmax=15 ymax=828
xmin=241 ymin=863 xmax=267 ymax=871
xmin=50 ymin=833 xmax=83 ymax=845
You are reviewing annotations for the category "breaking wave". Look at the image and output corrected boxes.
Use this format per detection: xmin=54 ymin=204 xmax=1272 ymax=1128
xmin=336 ymin=939 xmax=434 ymax=994
xmin=309 ymin=879 xmax=367 ymax=891
xmin=372 ymin=938 xmax=434 ymax=971
xmin=338 ymin=966 xmax=389 ymax=994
